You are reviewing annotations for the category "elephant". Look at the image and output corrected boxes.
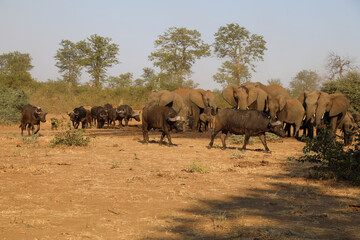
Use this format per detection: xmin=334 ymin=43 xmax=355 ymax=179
xmin=173 ymin=88 xmax=217 ymax=131
xmin=298 ymin=91 xmax=321 ymax=138
xmin=146 ymin=90 xmax=190 ymax=120
xmin=222 ymin=85 xmax=269 ymax=112
xmin=268 ymin=95 xmax=305 ymax=138
xmin=338 ymin=112 xmax=358 ymax=145
xmin=241 ymin=82 xmax=290 ymax=99
xmin=299 ymin=91 xmax=350 ymax=135
xmin=315 ymin=92 xmax=350 ymax=133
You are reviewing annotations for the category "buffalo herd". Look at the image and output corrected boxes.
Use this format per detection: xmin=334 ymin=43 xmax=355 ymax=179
xmin=19 ymin=83 xmax=359 ymax=151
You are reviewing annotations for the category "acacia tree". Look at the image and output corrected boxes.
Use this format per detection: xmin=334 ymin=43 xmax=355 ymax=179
xmin=77 ymin=34 xmax=119 ymax=88
xmin=54 ymin=40 xmax=83 ymax=86
xmin=267 ymin=78 xmax=283 ymax=86
xmin=213 ymin=23 xmax=267 ymax=87
xmin=0 ymin=51 xmax=35 ymax=89
xmin=149 ymin=27 xmax=210 ymax=89
xmin=326 ymin=51 xmax=357 ymax=80
xmin=289 ymin=70 xmax=321 ymax=98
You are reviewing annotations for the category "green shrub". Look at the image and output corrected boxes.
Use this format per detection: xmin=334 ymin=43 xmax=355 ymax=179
xmin=291 ymin=125 xmax=360 ymax=184
xmin=0 ymin=86 xmax=29 ymax=124
xmin=186 ymin=161 xmax=209 ymax=173
xmin=50 ymin=124 xmax=90 ymax=147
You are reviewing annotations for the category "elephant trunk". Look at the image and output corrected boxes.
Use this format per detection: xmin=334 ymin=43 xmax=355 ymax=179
xmin=315 ymin=107 xmax=326 ymax=126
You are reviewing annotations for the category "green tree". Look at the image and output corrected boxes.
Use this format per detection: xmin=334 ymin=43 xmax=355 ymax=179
xmin=107 ymin=72 xmax=133 ymax=88
xmin=78 ymin=34 xmax=119 ymax=88
xmin=141 ymin=67 xmax=159 ymax=90
xmin=54 ymin=40 xmax=83 ymax=87
xmin=322 ymin=71 xmax=360 ymax=114
xmin=149 ymin=27 xmax=210 ymax=89
xmin=289 ymin=70 xmax=321 ymax=98
xmin=0 ymin=51 xmax=35 ymax=89
xmin=213 ymin=23 xmax=267 ymax=87
xmin=0 ymin=86 xmax=29 ymax=124
xmin=267 ymin=78 xmax=282 ymax=86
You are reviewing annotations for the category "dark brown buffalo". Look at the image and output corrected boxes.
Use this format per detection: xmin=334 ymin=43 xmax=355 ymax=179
xmin=96 ymin=107 xmax=108 ymax=128
xmin=116 ymin=105 xmax=140 ymax=127
xmin=107 ymin=108 xmax=118 ymax=128
xmin=20 ymin=104 xmax=47 ymax=136
xmin=142 ymin=106 xmax=185 ymax=146
xmin=91 ymin=106 xmax=101 ymax=125
xmin=68 ymin=106 xmax=88 ymax=129
xmin=208 ymin=109 xmax=286 ymax=152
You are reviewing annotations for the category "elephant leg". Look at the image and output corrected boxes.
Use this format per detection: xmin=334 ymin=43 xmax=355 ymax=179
xmin=191 ymin=106 xmax=200 ymax=131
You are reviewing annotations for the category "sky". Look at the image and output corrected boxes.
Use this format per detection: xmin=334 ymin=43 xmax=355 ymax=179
xmin=0 ymin=0 xmax=359 ymax=90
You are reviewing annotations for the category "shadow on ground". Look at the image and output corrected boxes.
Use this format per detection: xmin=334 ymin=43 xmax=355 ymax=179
xmin=144 ymin=164 xmax=360 ymax=240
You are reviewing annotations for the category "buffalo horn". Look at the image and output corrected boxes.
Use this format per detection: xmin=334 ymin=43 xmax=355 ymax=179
xmin=270 ymin=120 xmax=282 ymax=126
xmin=168 ymin=116 xmax=181 ymax=122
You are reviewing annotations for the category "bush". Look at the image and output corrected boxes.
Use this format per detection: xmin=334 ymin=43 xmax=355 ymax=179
xmin=50 ymin=124 xmax=90 ymax=147
xmin=291 ymin=125 xmax=360 ymax=184
xmin=228 ymin=133 xmax=283 ymax=145
xmin=0 ymin=86 xmax=29 ymax=124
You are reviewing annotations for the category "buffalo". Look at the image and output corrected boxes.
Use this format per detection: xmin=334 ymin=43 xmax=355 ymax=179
xmin=20 ymin=104 xmax=47 ymax=136
xmin=142 ymin=106 xmax=185 ymax=146
xmin=68 ymin=106 xmax=89 ymax=129
xmin=208 ymin=109 xmax=286 ymax=152
xmin=96 ymin=106 xmax=108 ymax=128
xmin=116 ymin=105 xmax=141 ymax=127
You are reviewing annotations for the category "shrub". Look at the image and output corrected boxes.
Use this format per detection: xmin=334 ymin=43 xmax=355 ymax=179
xmin=50 ymin=124 xmax=90 ymax=147
xmin=291 ymin=125 xmax=360 ymax=184
xmin=0 ymin=86 xmax=29 ymax=124
xmin=228 ymin=133 xmax=282 ymax=145
xmin=186 ymin=161 xmax=209 ymax=173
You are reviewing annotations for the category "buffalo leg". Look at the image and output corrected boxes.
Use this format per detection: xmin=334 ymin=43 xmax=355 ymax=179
xmin=27 ymin=124 xmax=32 ymax=136
xmin=208 ymin=128 xmax=221 ymax=147
xmin=220 ymin=131 xmax=227 ymax=150
xmin=125 ymin=118 xmax=129 ymax=126
xmin=159 ymin=132 xmax=166 ymax=145
xmin=242 ymin=134 xmax=251 ymax=150
xmin=166 ymin=132 xmax=173 ymax=145
xmin=258 ymin=134 xmax=270 ymax=152
xmin=20 ymin=123 xmax=25 ymax=136
xmin=34 ymin=124 xmax=40 ymax=135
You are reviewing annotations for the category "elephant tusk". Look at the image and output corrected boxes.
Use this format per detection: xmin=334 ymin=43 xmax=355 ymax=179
xmin=303 ymin=115 xmax=306 ymax=121
xmin=321 ymin=114 xmax=324 ymax=120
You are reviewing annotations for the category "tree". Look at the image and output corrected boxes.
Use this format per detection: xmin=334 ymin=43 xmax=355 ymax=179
xmin=322 ymin=71 xmax=360 ymax=114
xmin=54 ymin=40 xmax=83 ymax=86
xmin=213 ymin=23 xmax=267 ymax=87
xmin=326 ymin=52 xmax=357 ymax=80
xmin=141 ymin=67 xmax=159 ymax=90
xmin=149 ymin=27 xmax=210 ymax=89
xmin=107 ymin=72 xmax=133 ymax=88
xmin=267 ymin=78 xmax=282 ymax=86
xmin=77 ymin=34 xmax=119 ymax=88
xmin=0 ymin=51 xmax=35 ymax=89
xmin=289 ymin=70 xmax=321 ymax=98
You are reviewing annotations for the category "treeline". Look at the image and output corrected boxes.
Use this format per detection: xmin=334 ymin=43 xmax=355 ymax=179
xmin=0 ymin=23 xmax=359 ymax=121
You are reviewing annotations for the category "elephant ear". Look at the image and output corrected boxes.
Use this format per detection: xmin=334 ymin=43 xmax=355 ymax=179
xmin=158 ymin=90 xmax=175 ymax=107
xmin=247 ymin=87 xmax=258 ymax=106
xmin=222 ymin=86 xmax=238 ymax=107
xmin=298 ymin=90 xmax=308 ymax=104
xmin=190 ymin=89 xmax=206 ymax=109
xmin=278 ymin=95 xmax=287 ymax=111
xmin=172 ymin=93 xmax=184 ymax=113
xmin=329 ymin=94 xmax=349 ymax=117
xmin=255 ymin=88 xmax=268 ymax=111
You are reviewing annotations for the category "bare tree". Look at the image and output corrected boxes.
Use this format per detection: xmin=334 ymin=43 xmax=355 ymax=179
xmin=326 ymin=51 xmax=357 ymax=80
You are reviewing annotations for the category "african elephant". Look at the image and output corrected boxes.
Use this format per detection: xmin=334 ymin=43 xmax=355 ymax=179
xmin=315 ymin=92 xmax=350 ymax=133
xmin=268 ymin=95 xmax=305 ymax=138
xmin=298 ymin=91 xmax=321 ymax=138
xmin=299 ymin=91 xmax=350 ymax=134
xmin=338 ymin=112 xmax=358 ymax=145
xmin=174 ymin=88 xmax=217 ymax=131
xmin=241 ymin=82 xmax=290 ymax=99
xmin=222 ymin=85 xmax=269 ymax=112
xmin=146 ymin=90 xmax=189 ymax=120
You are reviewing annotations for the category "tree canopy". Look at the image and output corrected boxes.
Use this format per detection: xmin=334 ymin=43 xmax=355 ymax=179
xmin=289 ymin=70 xmax=321 ymax=98
xmin=149 ymin=27 xmax=210 ymax=89
xmin=0 ymin=51 xmax=35 ymax=89
xmin=77 ymin=34 xmax=119 ymax=88
xmin=213 ymin=23 xmax=267 ymax=87
xmin=54 ymin=40 xmax=83 ymax=86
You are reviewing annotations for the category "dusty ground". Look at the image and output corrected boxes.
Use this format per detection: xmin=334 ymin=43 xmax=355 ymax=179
xmin=0 ymin=114 xmax=359 ymax=240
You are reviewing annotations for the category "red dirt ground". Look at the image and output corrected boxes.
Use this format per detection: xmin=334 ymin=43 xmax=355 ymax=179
xmin=0 ymin=114 xmax=359 ymax=239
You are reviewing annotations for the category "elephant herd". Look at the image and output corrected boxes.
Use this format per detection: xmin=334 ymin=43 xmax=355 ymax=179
xmin=145 ymin=82 xmax=358 ymax=145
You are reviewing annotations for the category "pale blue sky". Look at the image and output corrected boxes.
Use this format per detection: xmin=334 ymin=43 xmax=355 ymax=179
xmin=0 ymin=0 xmax=359 ymax=90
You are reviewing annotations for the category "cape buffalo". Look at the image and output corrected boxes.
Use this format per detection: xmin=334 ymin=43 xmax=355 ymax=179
xmin=142 ymin=106 xmax=185 ymax=146
xmin=116 ymin=105 xmax=140 ymax=127
xmin=68 ymin=106 xmax=88 ymax=129
xmin=208 ymin=109 xmax=286 ymax=152
xmin=96 ymin=106 xmax=108 ymax=128
xmin=20 ymin=104 xmax=47 ymax=136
